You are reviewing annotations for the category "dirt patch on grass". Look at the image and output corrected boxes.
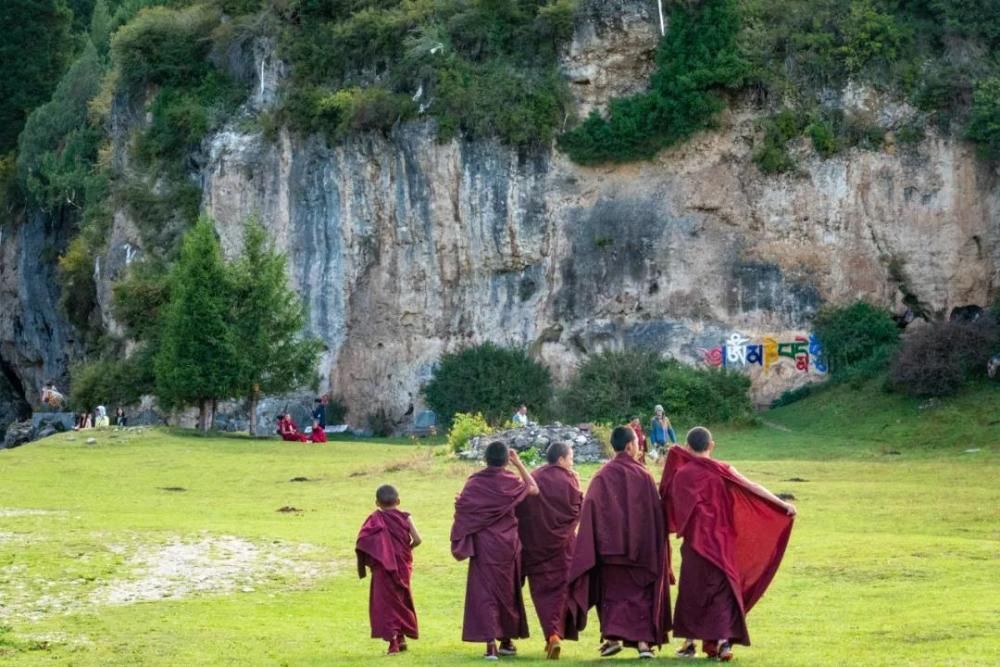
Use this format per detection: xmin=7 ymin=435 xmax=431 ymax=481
xmin=0 ymin=508 xmax=63 ymax=518
xmin=276 ymin=506 xmax=303 ymax=513
xmin=91 ymin=535 xmax=335 ymax=606
xmin=157 ymin=487 xmax=187 ymax=492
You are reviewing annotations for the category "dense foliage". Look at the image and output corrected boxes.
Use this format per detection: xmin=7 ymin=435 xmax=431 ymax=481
xmin=889 ymin=320 xmax=1000 ymax=397
xmin=446 ymin=412 xmax=491 ymax=453
xmin=559 ymin=349 xmax=753 ymax=427
xmin=275 ymin=0 xmax=576 ymax=147
xmin=812 ymin=301 xmax=900 ymax=381
xmin=423 ymin=342 xmax=553 ymax=427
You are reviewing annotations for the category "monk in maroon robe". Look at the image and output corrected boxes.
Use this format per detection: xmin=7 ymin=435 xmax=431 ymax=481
xmin=278 ymin=413 xmax=308 ymax=442
xmin=630 ymin=416 xmax=649 ymax=463
xmin=451 ymin=441 xmax=539 ymax=660
xmin=565 ymin=426 xmax=670 ymax=659
xmin=515 ymin=441 xmax=583 ymax=659
xmin=663 ymin=427 xmax=795 ymax=661
xmin=356 ymin=484 xmax=422 ymax=655
xmin=309 ymin=420 xmax=327 ymax=443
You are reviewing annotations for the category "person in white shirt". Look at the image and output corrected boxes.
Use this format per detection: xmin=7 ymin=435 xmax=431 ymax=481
xmin=512 ymin=404 xmax=529 ymax=427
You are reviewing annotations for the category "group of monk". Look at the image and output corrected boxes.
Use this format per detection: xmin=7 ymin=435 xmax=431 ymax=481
xmin=276 ymin=412 xmax=326 ymax=443
xmin=354 ymin=424 xmax=796 ymax=660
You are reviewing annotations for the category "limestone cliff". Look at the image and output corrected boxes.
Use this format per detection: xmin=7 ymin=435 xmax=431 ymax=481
xmin=1 ymin=0 xmax=998 ymax=427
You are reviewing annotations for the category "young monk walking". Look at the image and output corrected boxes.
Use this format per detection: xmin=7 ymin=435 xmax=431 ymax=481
xmin=662 ymin=427 xmax=795 ymax=661
xmin=565 ymin=426 xmax=670 ymax=660
xmin=452 ymin=442 xmax=539 ymax=660
xmin=355 ymin=484 xmax=422 ymax=655
xmin=515 ymin=441 xmax=583 ymax=660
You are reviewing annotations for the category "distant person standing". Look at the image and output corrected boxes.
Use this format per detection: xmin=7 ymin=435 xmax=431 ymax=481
xmin=115 ymin=407 xmax=127 ymax=427
xmin=313 ymin=398 xmax=326 ymax=429
xmin=630 ymin=416 xmax=649 ymax=463
xmin=512 ymin=404 xmax=529 ymax=427
xmin=649 ymin=405 xmax=676 ymax=455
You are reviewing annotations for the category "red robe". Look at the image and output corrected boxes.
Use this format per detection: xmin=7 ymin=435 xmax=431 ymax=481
xmin=279 ymin=417 xmax=308 ymax=442
xmin=565 ymin=452 xmax=671 ymax=647
xmin=451 ymin=466 xmax=531 ymax=643
xmin=355 ymin=508 xmax=419 ymax=641
xmin=515 ymin=465 xmax=583 ymax=640
xmin=633 ymin=424 xmax=648 ymax=462
xmin=310 ymin=427 xmax=327 ymax=443
xmin=660 ymin=446 xmax=793 ymax=645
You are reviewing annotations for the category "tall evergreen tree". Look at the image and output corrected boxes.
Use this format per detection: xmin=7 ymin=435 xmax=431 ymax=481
xmin=155 ymin=217 xmax=239 ymax=430
xmin=230 ymin=219 xmax=322 ymax=435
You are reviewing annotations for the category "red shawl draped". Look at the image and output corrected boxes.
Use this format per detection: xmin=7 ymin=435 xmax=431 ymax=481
xmin=355 ymin=508 xmax=419 ymax=640
xmin=516 ymin=464 xmax=583 ymax=574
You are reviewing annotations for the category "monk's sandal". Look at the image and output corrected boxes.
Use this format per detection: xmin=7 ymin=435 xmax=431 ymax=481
xmin=717 ymin=641 xmax=734 ymax=662
xmin=676 ymin=642 xmax=696 ymax=658
xmin=600 ymin=641 xmax=623 ymax=657
xmin=498 ymin=641 xmax=517 ymax=656
xmin=484 ymin=643 xmax=499 ymax=661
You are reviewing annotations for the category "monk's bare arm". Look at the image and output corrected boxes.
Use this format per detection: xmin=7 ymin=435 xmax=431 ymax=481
xmin=730 ymin=468 xmax=797 ymax=515
xmin=408 ymin=516 xmax=423 ymax=548
xmin=508 ymin=450 xmax=540 ymax=496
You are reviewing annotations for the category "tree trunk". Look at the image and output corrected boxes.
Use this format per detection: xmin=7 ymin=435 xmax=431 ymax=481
xmin=210 ymin=399 xmax=218 ymax=431
xmin=198 ymin=399 xmax=208 ymax=432
xmin=248 ymin=391 xmax=259 ymax=436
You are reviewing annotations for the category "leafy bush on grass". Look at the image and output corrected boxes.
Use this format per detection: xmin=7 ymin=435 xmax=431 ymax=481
xmin=424 ymin=343 xmax=553 ymax=427
xmin=813 ymin=301 xmax=900 ymax=379
xmin=447 ymin=412 xmax=491 ymax=453
xmin=559 ymin=350 xmax=753 ymax=426
xmin=889 ymin=320 xmax=1000 ymax=397
xmin=558 ymin=0 xmax=747 ymax=164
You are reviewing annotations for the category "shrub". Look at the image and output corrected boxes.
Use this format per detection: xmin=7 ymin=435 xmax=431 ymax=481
xmin=754 ymin=110 xmax=806 ymax=173
xmin=559 ymin=349 xmax=662 ymax=424
xmin=589 ymin=422 xmax=614 ymax=459
xmin=806 ymin=118 xmax=838 ymax=157
xmin=966 ymin=78 xmax=1000 ymax=160
xmin=447 ymin=412 xmax=491 ymax=453
xmin=424 ymin=342 xmax=552 ymax=427
xmin=770 ymin=382 xmax=822 ymax=408
xmin=813 ymin=301 xmax=900 ymax=378
xmin=558 ymin=0 xmax=747 ymax=163
xmin=69 ymin=352 xmax=156 ymax=412
xmin=367 ymin=407 xmax=394 ymax=437
xmin=657 ymin=361 xmax=754 ymax=426
xmin=890 ymin=320 xmax=1000 ymax=397
xmin=111 ymin=5 xmax=219 ymax=90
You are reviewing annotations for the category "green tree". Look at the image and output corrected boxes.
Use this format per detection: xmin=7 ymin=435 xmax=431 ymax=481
xmin=966 ymin=78 xmax=1000 ymax=160
xmin=154 ymin=217 xmax=239 ymax=430
xmin=0 ymin=0 xmax=74 ymax=153
xmin=229 ymin=219 xmax=323 ymax=435
xmin=423 ymin=342 xmax=553 ymax=427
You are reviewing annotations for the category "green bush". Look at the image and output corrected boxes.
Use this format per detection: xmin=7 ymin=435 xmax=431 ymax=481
xmin=559 ymin=349 xmax=662 ymax=424
xmin=559 ymin=0 xmax=747 ymax=163
xmin=966 ymin=78 xmax=1000 ymax=160
xmin=111 ymin=5 xmax=219 ymax=90
xmin=657 ymin=361 xmax=754 ymax=426
xmin=754 ymin=110 xmax=806 ymax=173
xmin=423 ymin=342 xmax=553 ymax=427
xmin=446 ymin=412 xmax=491 ymax=453
xmin=69 ymin=351 xmax=156 ymax=412
xmin=806 ymin=118 xmax=838 ymax=157
xmin=812 ymin=301 xmax=900 ymax=379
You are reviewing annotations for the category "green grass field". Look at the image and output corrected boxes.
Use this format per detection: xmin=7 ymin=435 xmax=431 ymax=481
xmin=1 ymin=382 xmax=998 ymax=666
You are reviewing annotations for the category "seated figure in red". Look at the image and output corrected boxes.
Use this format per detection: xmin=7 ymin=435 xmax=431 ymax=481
xmin=310 ymin=419 xmax=327 ymax=443
xmin=278 ymin=412 xmax=308 ymax=442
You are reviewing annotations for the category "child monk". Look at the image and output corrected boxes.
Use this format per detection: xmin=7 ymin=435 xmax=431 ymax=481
xmin=664 ymin=427 xmax=795 ymax=661
xmin=629 ymin=416 xmax=648 ymax=463
xmin=451 ymin=441 xmax=539 ymax=660
xmin=355 ymin=484 xmax=422 ymax=655
xmin=565 ymin=426 xmax=670 ymax=659
xmin=515 ymin=441 xmax=583 ymax=659
xmin=309 ymin=419 xmax=327 ymax=443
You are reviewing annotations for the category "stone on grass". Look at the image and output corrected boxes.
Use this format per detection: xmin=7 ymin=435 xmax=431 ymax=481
xmin=464 ymin=424 xmax=606 ymax=464
xmin=2 ymin=420 xmax=34 ymax=449
xmin=86 ymin=437 xmax=97 ymax=445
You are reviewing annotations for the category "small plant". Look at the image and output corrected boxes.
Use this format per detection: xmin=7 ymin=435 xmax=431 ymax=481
xmin=589 ymin=422 xmax=614 ymax=459
xmin=517 ymin=447 xmax=541 ymax=467
xmin=447 ymin=412 xmax=491 ymax=453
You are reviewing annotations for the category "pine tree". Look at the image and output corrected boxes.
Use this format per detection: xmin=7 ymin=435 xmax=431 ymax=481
xmin=155 ymin=217 xmax=240 ymax=430
xmin=230 ymin=219 xmax=322 ymax=435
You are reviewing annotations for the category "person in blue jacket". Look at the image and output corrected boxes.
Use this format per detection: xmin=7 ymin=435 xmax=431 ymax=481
xmin=649 ymin=404 xmax=676 ymax=456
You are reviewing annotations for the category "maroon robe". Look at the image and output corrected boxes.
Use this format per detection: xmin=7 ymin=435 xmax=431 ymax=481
xmin=515 ymin=465 xmax=583 ymax=640
xmin=661 ymin=446 xmax=794 ymax=646
xmin=310 ymin=427 xmax=327 ymax=443
xmin=279 ymin=417 xmax=308 ymax=442
xmin=355 ymin=508 xmax=419 ymax=641
xmin=565 ymin=452 xmax=671 ymax=647
xmin=451 ymin=466 xmax=531 ymax=643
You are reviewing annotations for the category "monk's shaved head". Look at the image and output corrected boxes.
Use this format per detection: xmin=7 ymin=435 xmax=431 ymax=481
xmin=546 ymin=441 xmax=571 ymax=465
xmin=611 ymin=426 xmax=637 ymax=452
xmin=375 ymin=484 xmax=399 ymax=507
xmin=484 ymin=441 xmax=509 ymax=467
xmin=687 ymin=427 xmax=713 ymax=452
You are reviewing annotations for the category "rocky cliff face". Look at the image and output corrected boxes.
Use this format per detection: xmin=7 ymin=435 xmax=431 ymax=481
xmin=2 ymin=0 xmax=998 ymax=428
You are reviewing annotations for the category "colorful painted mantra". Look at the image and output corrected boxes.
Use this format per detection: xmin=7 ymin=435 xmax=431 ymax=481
xmin=700 ymin=333 xmax=828 ymax=374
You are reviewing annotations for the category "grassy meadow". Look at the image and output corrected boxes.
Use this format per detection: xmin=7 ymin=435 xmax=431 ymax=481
xmin=1 ymin=382 xmax=998 ymax=666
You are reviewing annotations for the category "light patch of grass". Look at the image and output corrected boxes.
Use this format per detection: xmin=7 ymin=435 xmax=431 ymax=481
xmin=0 ymin=412 xmax=997 ymax=665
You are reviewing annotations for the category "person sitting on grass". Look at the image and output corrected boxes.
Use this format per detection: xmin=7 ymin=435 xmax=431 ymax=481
xmin=356 ymin=484 xmax=422 ymax=655
xmin=451 ymin=441 xmax=539 ymax=660
xmin=663 ymin=427 xmax=795 ymax=662
xmin=277 ymin=412 xmax=308 ymax=442
xmin=309 ymin=419 xmax=327 ymax=443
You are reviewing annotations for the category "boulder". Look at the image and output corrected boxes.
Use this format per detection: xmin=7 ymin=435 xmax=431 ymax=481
xmin=465 ymin=424 xmax=607 ymax=464
xmin=2 ymin=420 xmax=34 ymax=449
xmin=32 ymin=412 xmax=74 ymax=432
